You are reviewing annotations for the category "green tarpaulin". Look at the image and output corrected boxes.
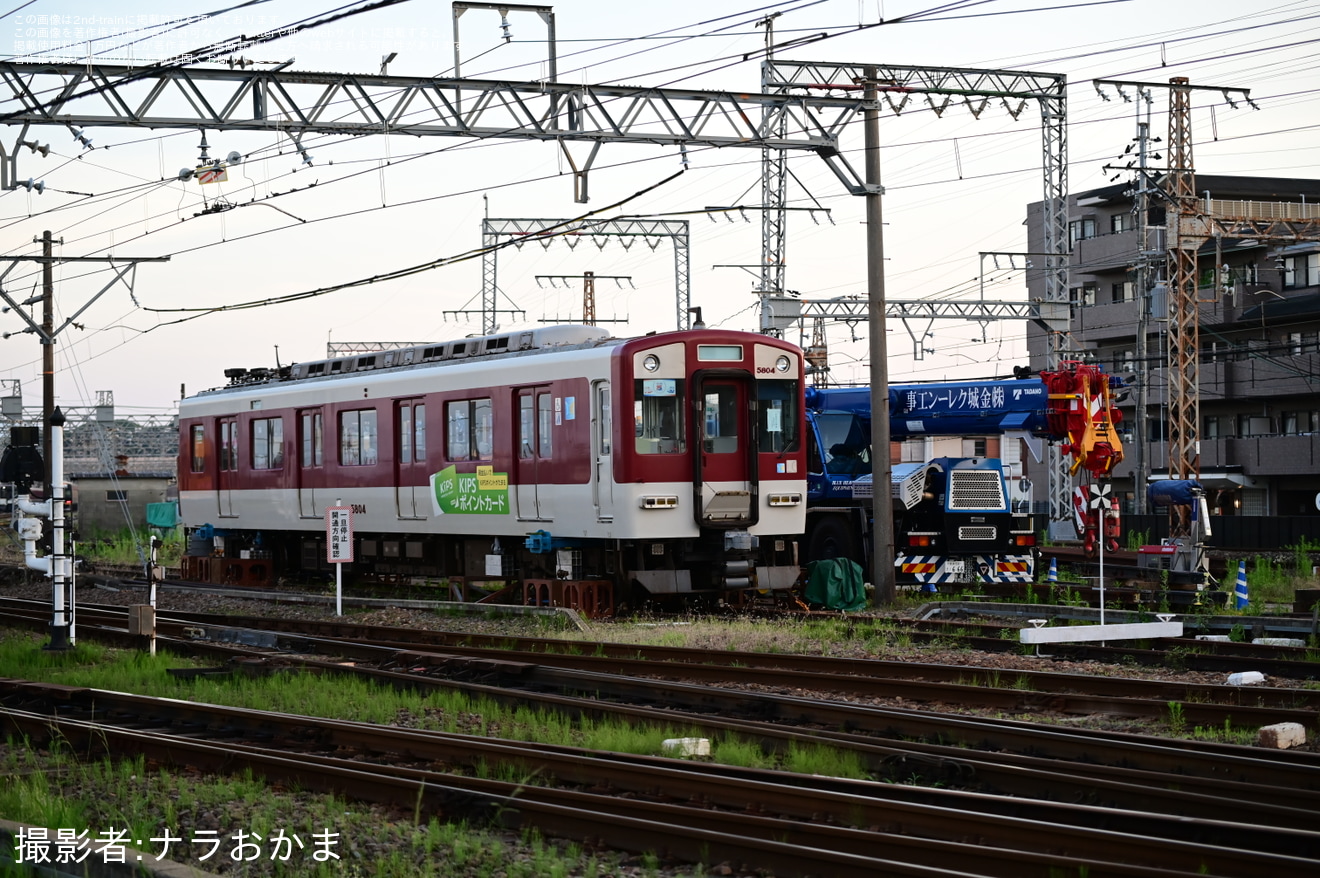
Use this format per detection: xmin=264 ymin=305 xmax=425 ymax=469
xmin=804 ymin=557 xmax=867 ymax=611
xmin=146 ymin=502 xmax=178 ymax=529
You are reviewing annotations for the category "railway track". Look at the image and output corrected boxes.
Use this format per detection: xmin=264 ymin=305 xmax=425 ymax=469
xmin=5 ymin=597 xmax=1319 ymax=733
xmin=16 ymin=558 xmax=1320 ymax=675
xmin=68 ymin=601 xmax=1320 ymax=719
xmin=5 ymin=601 xmax=1319 ymax=805
xmin=5 ymin=598 xmax=1320 ymax=876
xmin=3 ymin=679 xmax=1317 ymax=878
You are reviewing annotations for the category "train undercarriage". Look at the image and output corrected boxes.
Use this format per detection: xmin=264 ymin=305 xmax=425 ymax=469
xmin=179 ymin=527 xmax=802 ymax=617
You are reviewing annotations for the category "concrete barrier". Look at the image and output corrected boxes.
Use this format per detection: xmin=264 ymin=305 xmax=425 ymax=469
xmin=1020 ymin=619 xmax=1182 ymax=644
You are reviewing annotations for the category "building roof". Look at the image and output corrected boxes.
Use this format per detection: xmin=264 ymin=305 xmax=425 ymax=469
xmin=1065 ymin=174 xmax=1320 ymax=208
xmin=66 ymin=454 xmax=177 ymax=480
xmin=1239 ymin=291 xmax=1320 ymax=322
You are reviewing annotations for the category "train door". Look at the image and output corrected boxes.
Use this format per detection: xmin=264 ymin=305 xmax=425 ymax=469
xmin=591 ymin=380 xmax=614 ymax=521
xmin=694 ymin=376 xmax=754 ymax=525
xmin=297 ymin=409 xmax=323 ymax=518
xmin=217 ymin=417 xmax=237 ymax=517
xmin=514 ymin=387 xmax=554 ymax=521
xmin=395 ymin=399 xmax=427 ymax=519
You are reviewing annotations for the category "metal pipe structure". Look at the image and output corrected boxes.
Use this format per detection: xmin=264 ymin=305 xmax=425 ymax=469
xmin=16 ymin=407 xmax=70 ymax=648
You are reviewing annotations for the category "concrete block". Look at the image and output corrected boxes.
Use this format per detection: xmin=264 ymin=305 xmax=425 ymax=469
xmin=1226 ymin=671 xmax=1266 ymax=686
xmin=661 ymin=737 xmax=710 ymax=757
xmin=1251 ymin=638 xmax=1306 ymax=647
xmin=1257 ymin=722 xmax=1307 ymax=750
xmin=1019 ymin=620 xmax=1182 ymax=644
xmin=1195 ymin=635 xmax=1231 ymax=642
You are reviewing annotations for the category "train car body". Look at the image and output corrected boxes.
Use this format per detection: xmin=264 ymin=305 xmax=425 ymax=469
xmin=177 ymin=326 xmax=807 ymax=612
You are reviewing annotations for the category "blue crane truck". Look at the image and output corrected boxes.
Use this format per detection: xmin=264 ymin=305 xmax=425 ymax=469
xmin=804 ymin=363 xmax=1125 ymax=590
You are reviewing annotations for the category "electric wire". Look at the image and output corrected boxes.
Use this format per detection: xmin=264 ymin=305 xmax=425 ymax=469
xmin=0 ymin=0 xmax=1314 ymax=367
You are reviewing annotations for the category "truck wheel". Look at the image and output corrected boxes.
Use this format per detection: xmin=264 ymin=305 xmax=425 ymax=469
xmin=807 ymin=517 xmax=859 ymax=567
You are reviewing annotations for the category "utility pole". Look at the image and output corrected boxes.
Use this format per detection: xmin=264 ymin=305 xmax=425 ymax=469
xmin=1132 ymin=116 xmax=1157 ymax=513
xmin=0 ymin=242 xmax=168 ymax=650
xmin=863 ymin=69 xmax=895 ymax=606
xmin=39 ymin=231 xmax=53 ymax=488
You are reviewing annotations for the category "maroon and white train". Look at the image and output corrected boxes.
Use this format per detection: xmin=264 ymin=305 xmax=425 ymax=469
xmin=177 ymin=325 xmax=808 ymax=613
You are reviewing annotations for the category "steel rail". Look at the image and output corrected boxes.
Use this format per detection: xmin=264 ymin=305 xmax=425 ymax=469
xmin=7 ymin=606 xmax=1320 ymax=822
xmin=17 ymin=583 xmax=1318 ymax=676
xmin=9 ymin=596 xmax=1311 ymax=712
xmin=97 ymin=601 xmax=1320 ymax=709
xmin=0 ymin=707 xmax=966 ymax=878
xmin=2 ymin=685 xmax=1312 ymax=877
xmin=4 ymin=603 xmax=1319 ymax=794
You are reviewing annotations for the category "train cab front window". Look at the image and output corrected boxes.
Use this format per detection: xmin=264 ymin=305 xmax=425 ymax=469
xmin=702 ymin=385 xmax=738 ymax=453
xmin=758 ymin=379 xmax=799 ymax=454
xmin=635 ymin=378 xmax=684 ymax=454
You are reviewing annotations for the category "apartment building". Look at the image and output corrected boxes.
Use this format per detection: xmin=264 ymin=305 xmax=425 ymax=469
xmin=1024 ymin=174 xmax=1320 ymax=518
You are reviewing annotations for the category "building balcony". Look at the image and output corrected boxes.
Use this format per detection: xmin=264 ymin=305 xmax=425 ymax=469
xmin=1072 ymin=230 xmax=1138 ymax=272
xmin=1073 ymin=298 xmax=1140 ymax=337
xmin=1197 ymin=356 xmax=1320 ymax=398
xmin=1202 ymin=435 xmax=1320 ymax=475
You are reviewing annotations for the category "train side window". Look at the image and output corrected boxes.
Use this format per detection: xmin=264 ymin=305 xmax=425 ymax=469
xmin=400 ymin=405 xmax=412 ymax=463
xmin=519 ymin=395 xmax=534 ymax=459
xmin=400 ymin=401 xmax=428 ymax=464
xmin=757 ymin=380 xmax=799 ymax=454
xmin=190 ymin=425 xmax=205 ymax=473
xmin=340 ymin=409 xmax=378 ymax=466
xmin=598 ymin=385 xmax=612 ymax=455
xmin=219 ymin=419 xmax=238 ymax=471
xmin=251 ymin=417 xmax=284 ymax=470
xmin=415 ymin=403 xmax=427 ymax=460
xmin=396 ymin=401 xmax=427 ymax=462
xmin=537 ymin=393 xmax=553 ymax=458
xmin=473 ymin=399 xmax=491 ymax=459
xmin=447 ymin=399 xmax=492 ymax=461
xmin=448 ymin=401 xmax=470 ymax=460
xmin=634 ymin=378 xmax=684 ymax=454
xmin=301 ymin=411 xmax=323 ymax=467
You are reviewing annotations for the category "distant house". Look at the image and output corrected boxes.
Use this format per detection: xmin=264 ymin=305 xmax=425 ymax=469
xmin=67 ymin=454 xmax=177 ymax=536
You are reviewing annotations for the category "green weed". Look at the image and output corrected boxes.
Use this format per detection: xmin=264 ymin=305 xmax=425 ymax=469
xmin=1166 ymin=701 xmax=1186 ymax=736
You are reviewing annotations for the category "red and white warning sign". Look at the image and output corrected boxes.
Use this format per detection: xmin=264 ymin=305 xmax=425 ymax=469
xmin=196 ymin=167 xmax=228 ymax=184
xmin=325 ymin=506 xmax=354 ymax=563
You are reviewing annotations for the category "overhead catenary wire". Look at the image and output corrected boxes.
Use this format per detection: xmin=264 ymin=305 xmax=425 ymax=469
xmin=0 ymin=0 xmax=1313 ymax=384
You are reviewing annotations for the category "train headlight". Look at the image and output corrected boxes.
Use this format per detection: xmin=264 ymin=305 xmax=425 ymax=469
xmin=774 ymin=355 xmax=791 ymax=373
xmin=642 ymin=354 xmax=660 ymax=372
xmin=767 ymin=493 xmax=801 ymax=506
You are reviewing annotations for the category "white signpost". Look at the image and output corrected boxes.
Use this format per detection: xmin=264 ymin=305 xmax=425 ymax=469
xmin=1021 ymin=482 xmax=1183 ymax=650
xmin=1090 ymin=483 xmax=1111 ymax=626
xmin=326 ymin=503 xmax=353 ymax=616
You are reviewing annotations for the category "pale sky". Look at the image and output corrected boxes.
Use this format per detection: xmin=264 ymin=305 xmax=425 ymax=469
xmin=0 ymin=0 xmax=1316 ymax=416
